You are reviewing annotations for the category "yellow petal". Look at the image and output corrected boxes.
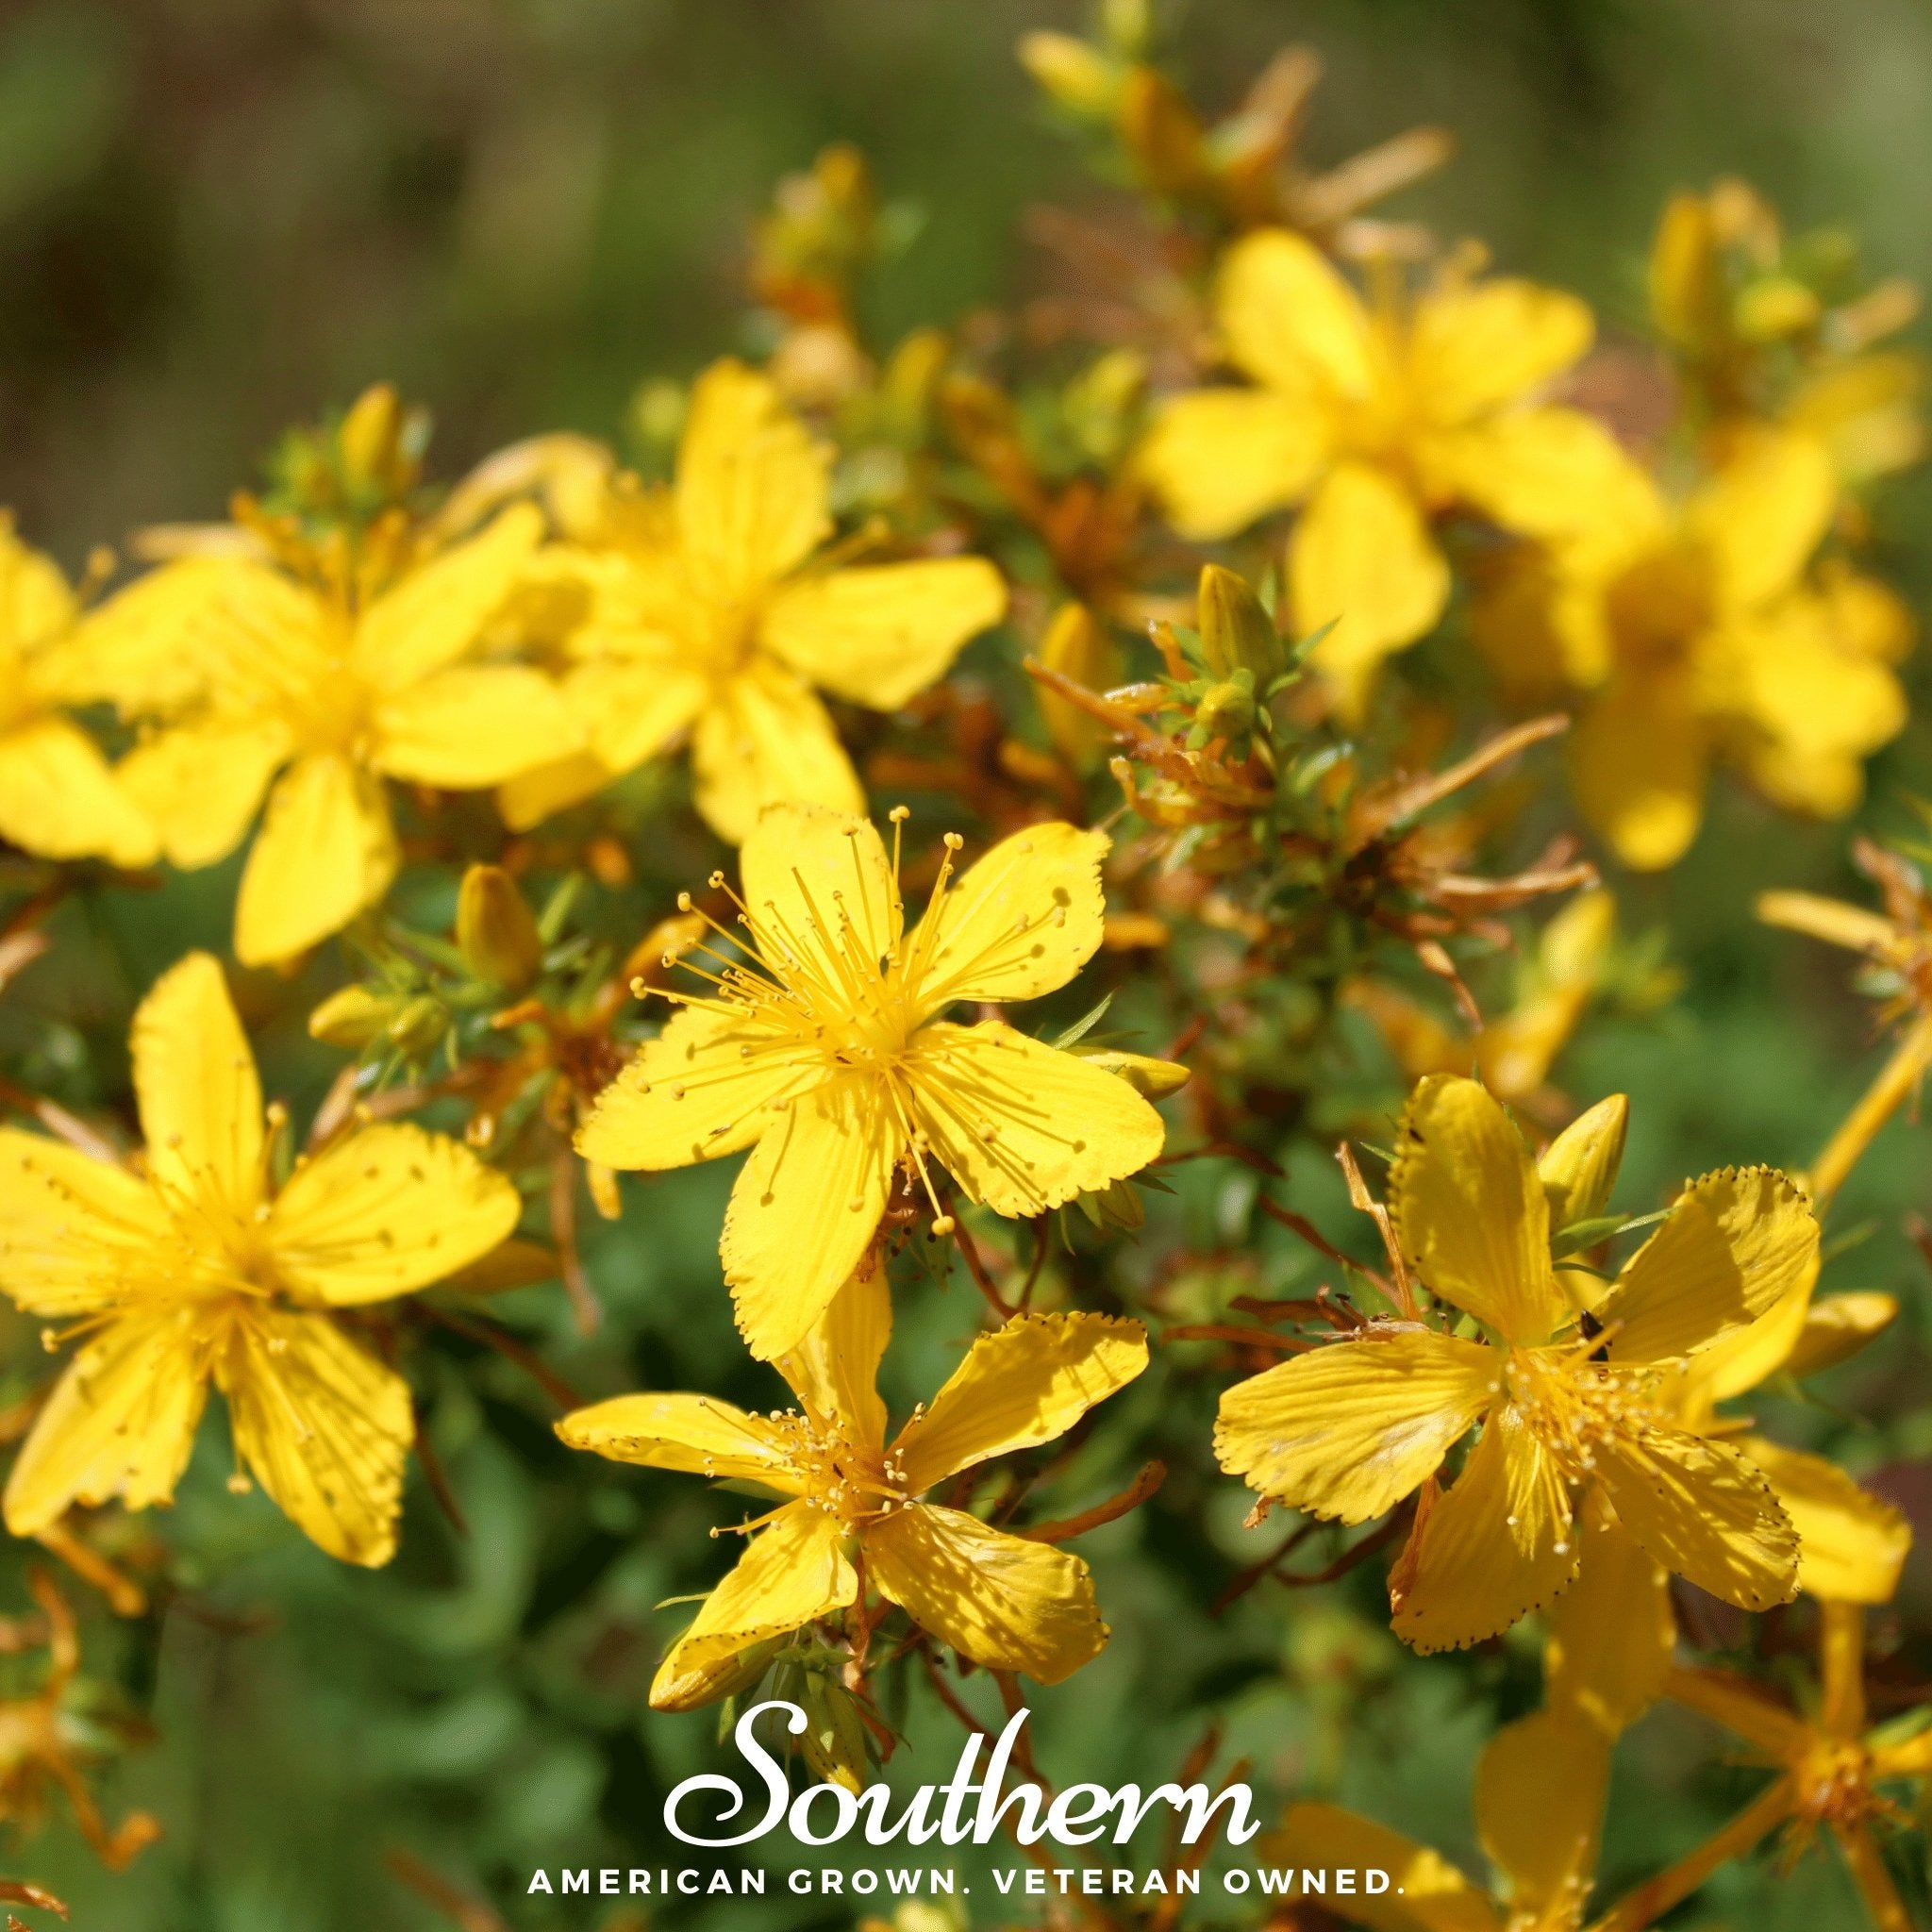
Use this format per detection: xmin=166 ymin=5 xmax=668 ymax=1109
xmin=0 ymin=719 xmax=157 ymax=867
xmin=496 ymin=750 xmax=615 ymax=832
xmin=1665 ymin=1663 xmax=1808 ymax=1757
xmin=1539 ymin=1091 xmax=1628 ymax=1238
xmin=1409 ymin=278 xmax=1592 ymax=422
xmin=1687 ymin=1267 xmax=1815 ymax=1407
xmin=584 ymin=1025 xmax=793 ymax=1179
xmin=907 ymin=821 xmax=1109 ymax=1011
xmin=1473 ymin=1707 xmax=1607 ymax=1919
xmin=1545 ymin=1493 xmax=1674 ymax=1732
xmin=1688 ymin=428 xmax=1834 ymax=611
xmin=0 ymin=526 xmax=76 ymax=655
xmin=1569 ymin=674 xmax=1708 ymax=871
xmin=908 ymin=1021 xmax=1165 ymax=1216
xmin=1784 ymin=1291 xmax=1899 ymax=1379
xmin=557 ymin=1391 xmax=801 ymax=1490
xmin=740 ymin=799 xmax=902 ymax=995
xmin=114 ymin=718 xmax=290 ymax=867
xmin=1837 ymin=1820 xmax=1917 ymax=1928
xmin=0 ymin=1128 xmax=170 ymax=1315
xmin=567 ymin=658 xmax=708 ymax=778
xmin=220 ymin=1307 xmax=415 ymax=1566
xmin=720 ymin=1074 xmax=899 ymax=1360
xmin=1789 ymin=352 xmax=1926 ymax=483
xmin=865 ymin=1503 xmax=1107 ymax=1684
xmin=1214 ymin=1328 xmax=1496 ymax=1524
xmin=1757 ymin=891 xmax=1906 ymax=962
xmin=75 ymin=557 xmax=322 ymax=716
xmin=775 ymin=1254 xmax=892 ymax=1449
xmin=1391 ymin=1403 xmax=1578 ymax=1655
xmin=1593 ymin=1424 xmax=1796 ymax=1611
xmin=371 ymin=665 xmax=583 ymax=788
xmin=675 ymin=359 xmax=830 ymax=601
xmin=893 ymin=1312 xmax=1148 ymax=1491
xmin=133 ymin=950 xmax=263 ymax=1214
xmin=1724 ymin=601 xmax=1907 ymax=815
xmin=1740 ymin=1438 xmax=1910 ymax=1606
xmin=1265 ymin=1803 xmax=1502 ymax=1932
xmin=1437 ymin=408 xmax=1641 ymax=541
xmin=1648 ymin=192 xmax=1721 ymax=348
xmin=4 ymin=1308 xmax=209 ymax=1535
xmin=1219 ymin=228 xmax=1374 ymax=399
xmin=351 ymin=505 xmax=542 ymax=691
xmin=1389 ymin=1074 xmax=1566 ymax=1344
xmin=762 ymin=558 xmax=1007 ymax=711
xmin=1602 ymin=1167 xmax=1817 ymax=1363
xmin=577 ymin=1004 xmax=801 ymax=1171
xmin=690 ymin=661 xmax=864 ymax=844
xmin=234 ymin=755 xmax=399 ymax=966
xmin=1294 ymin=462 xmax=1449 ymax=723
xmin=1137 ymin=388 xmax=1326 ymax=541
xmin=266 ymin=1122 xmax=520 ymax=1305
xmin=650 ymin=1502 xmax=856 ymax=1707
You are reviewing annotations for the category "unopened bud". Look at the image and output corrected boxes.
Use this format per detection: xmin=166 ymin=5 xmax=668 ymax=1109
xmin=308 ymin=985 xmax=396 ymax=1051
xmin=1198 ymin=563 xmax=1283 ymax=681
xmin=1193 ymin=678 xmax=1257 ymax=743
xmin=1037 ymin=602 xmax=1119 ymax=769
xmin=457 ymin=863 xmax=543 ymax=991
xmin=1079 ymin=1048 xmax=1191 ymax=1098
xmin=1734 ymin=275 xmax=1822 ymax=342
xmin=339 ymin=382 xmax=413 ymax=496
xmin=1019 ymin=31 xmax=1116 ymax=116
xmin=386 ymin=994 xmax=450 ymax=1058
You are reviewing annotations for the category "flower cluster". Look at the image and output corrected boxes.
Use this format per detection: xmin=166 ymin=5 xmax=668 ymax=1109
xmin=0 ymin=9 xmax=1924 ymax=1927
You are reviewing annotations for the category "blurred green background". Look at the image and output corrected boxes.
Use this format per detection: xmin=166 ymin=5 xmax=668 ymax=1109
xmin=5 ymin=2 xmax=1932 ymax=1927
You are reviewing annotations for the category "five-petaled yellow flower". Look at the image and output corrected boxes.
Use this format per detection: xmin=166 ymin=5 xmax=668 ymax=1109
xmin=501 ymin=358 xmax=1007 ymax=842
xmin=578 ymin=802 xmax=1169 ymax=1359
xmin=1138 ymin=228 xmax=1624 ymax=716
xmin=558 ymin=1257 xmax=1147 ymax=1707
xmin=1477 ymin=425 xmax=1908 ymax=870
xmin=1216 ymin=1074 xmax=1814 ymax=1652
xmin=1271 ymin=1700 xmax=1614 ymax=1932
xmin=82 ymin=505 xmax=580 ymax=964
xmin=0 ymin=952 xmax=520 ymax=1565
xmin=0 ymin=520 xmax=156 ymax=870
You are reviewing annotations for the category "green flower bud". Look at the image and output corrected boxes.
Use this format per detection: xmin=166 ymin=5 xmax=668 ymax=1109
xmin=457 ymin=863 xmax=543 ymax=991
xmin=308 ymin=985 xmax=396 ymax=1050
xmin=1198 ymin=563 xmax=1283 ymax=681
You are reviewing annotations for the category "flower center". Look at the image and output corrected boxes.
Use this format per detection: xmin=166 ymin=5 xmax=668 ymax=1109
xmin=769 ymin=1411 xmax=907 ymax=1528
xmin=1792 ymin=1736 xmax=1883 ymax=1832
xmin=1505 ymin=1337 xmax=1661 ymax=1482
xmin=1606 ymin=543 xmax=1715 ymax=674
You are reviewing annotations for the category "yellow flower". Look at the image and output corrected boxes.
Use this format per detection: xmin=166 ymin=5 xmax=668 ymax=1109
xmin=1269 ymin=1704 xmax=1613 ymax=1930
xmin=500 ymin=359 xmax=1006 ymax=842
xmin=1215 ymin=1075 xmax=1812 ymax=1653
xmin=1137 ymin=229 xmax=1624 ymax=715
xmin=0 ymin=953 xmax=520 ymax=1565
xmin=0 ymin=522 xmax=155 ymax=869
xmin=1596 ymin=1605 xmax=1932 ymax=1932
xmin=1650 ymin=179 xmax=1926 ymax=488
xmin=1477 ymin=426 xmax=1908 ymax=870
xmin=557 ymin=1258 xmax=1147 ymax=1707
xmin=577 ymin=802 xmax=1169 ymax=1359
xmin=81 ymin=505 xmax=578 ymax=964
xmin=1539 ymin=1245 xmax=1909 ymax=1745
xmin=1759 ymin=839 xmax=1932 ymax=1205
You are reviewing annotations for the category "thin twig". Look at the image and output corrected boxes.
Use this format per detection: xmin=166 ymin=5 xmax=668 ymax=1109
xmin=421 ymin=1306 xmax=583 ymax=1412
xmin=1019 ymin=1461 xmax=1166 ymax=1543
xmin=947 ymin=1215 xmax=1016 ymax=1321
